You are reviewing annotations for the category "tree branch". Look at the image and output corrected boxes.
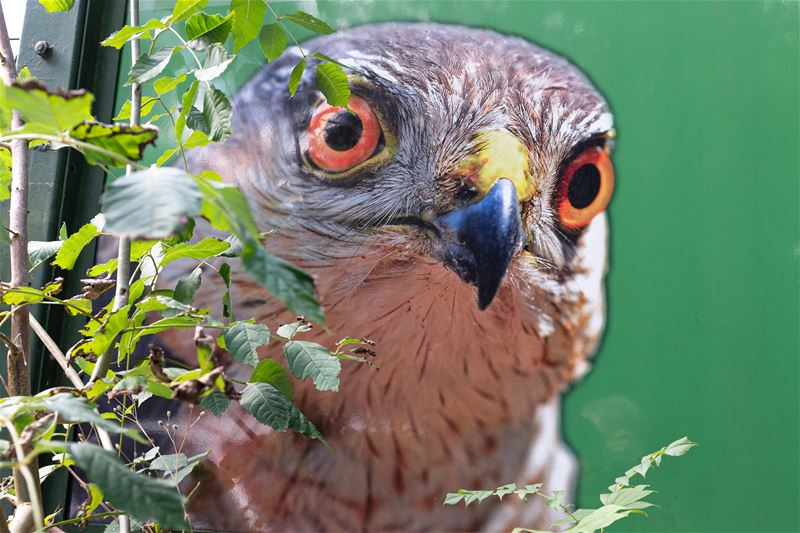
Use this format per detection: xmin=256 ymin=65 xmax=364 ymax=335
xmin=0 ymin=1 xmax=36 ymax=508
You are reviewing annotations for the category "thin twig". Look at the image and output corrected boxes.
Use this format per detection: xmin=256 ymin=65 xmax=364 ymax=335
xmin=29 ymin=314 xmax=83 ymax=389
xmin=3 ymin=422 xmax=44 ymax=530
xmin=0 ymin=3 xmax=35 ymax=505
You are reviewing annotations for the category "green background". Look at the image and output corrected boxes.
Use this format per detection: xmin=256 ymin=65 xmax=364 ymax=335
xmin=123 ymin=1 xmax=798 ymax=531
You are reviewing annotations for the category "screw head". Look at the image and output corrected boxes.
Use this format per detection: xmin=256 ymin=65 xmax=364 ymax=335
xmin=33 ymin=41 xmax=52 ymax=57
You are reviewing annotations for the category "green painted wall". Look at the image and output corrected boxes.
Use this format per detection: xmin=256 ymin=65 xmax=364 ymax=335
xmin=121 ymin=1 xmax=798 ymax=530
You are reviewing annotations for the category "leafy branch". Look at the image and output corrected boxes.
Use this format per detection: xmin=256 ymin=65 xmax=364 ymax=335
xmin=444 ymin=437 xmax=697 ymax=533
xmin=0 ymin=0 xmax=363 ymax=531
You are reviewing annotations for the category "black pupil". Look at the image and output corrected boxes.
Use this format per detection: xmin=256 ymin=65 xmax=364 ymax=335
xmin=567 ymin=164 xmax=601 ymax=209
xmin=324 ymin=111 xmax=363 ymax=151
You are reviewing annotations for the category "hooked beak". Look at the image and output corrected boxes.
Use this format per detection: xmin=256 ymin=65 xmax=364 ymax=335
xmin=431 ymin=179 xmax=524 ymax=310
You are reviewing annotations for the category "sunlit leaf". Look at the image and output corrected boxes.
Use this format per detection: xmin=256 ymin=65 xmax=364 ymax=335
xmin=0 ymin=81 xmax=92 ymax=134
xmin=125 ymin=47 xmax=177 ymax=86
xmin=153 ymin=73 xmax=187 ymax=96
xmin=230 ymin=0 xmax=267 ymax=52
xmin=0 ymin=146 xmax=10 ymax=202
xmin=38 ymin=0 xmax=74 ymax=13
xmin=171 ymin=0 xmax=209 ymax=24
xmin=113 ymin=97 xmax=158 ymax=121
xmin=316 ymin=63 xmax=350 ymax=108
xmin=68 ymin=121 xmax=158 ymax=165
xmin=258 ymin=23 xmax=287 ymax=62
xmin=288 ymin=58 xmax=306 ymax=96
xmin=664 ymin=436 xmax=696 ymax=457
xmin=195 ymin=44 xmax=234 ymax=81
xmin=283 ymin=11 xmax=335 ymax=34
xmin=101 ymin=19 xmax=167 ymax=49
xmin=185 ymin=11 xmax=233 ymax=47
xmin=53 ymin=220 xmax=100 ymax=270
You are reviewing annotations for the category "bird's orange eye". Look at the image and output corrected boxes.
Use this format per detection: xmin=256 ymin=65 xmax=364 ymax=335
xmin=306 ymin=95 xmax=381 ymax=173
xmin=557 ymin=145 xmax=614 ymax=229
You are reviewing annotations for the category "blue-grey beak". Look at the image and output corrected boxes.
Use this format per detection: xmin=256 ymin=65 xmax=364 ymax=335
xmin=432 ymin=179 xmax=524 ymax=310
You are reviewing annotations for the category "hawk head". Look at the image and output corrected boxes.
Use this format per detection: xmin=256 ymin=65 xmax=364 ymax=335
xmin=190 ymin=23 xmax=612 ymax=340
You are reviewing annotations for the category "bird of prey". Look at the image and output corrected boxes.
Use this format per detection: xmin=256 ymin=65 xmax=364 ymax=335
xmin=159 ymin=22 xmax=615 ymax=532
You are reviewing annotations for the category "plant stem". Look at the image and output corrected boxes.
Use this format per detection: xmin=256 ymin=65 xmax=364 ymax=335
xmin=90 ymin=3 xmax=141 ymax=531
xmin=0 ymin=1 xmax=37 ymax=509
xmin=38 ymin=511 xmax=123 ymax=531
xmin=29 ymin=314 xmax=83 ymax=389
xmin=3 ymin=422 xmax=44 ymax=530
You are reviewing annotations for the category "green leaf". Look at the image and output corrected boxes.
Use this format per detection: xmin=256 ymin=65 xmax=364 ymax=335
xmin=283 ymin=11 xmax=335 ymax=34
xmin=664 ymin=436 xmax=696 ymax=457
xmin=33 ymin=393 xmax=141 ymax=439
xmin=601 ymin=485 xmax=654 ymax=508
xmin=224 ymin=321 xmax=270 ymax=366
xmin=125 ymin=48 xmax=176 ymax=87
xmin=53 ymin=220 xmax=100 ymax=270
xmin=258 ymin=23 xmax=287 ymax=62
xmin=194 ymin=174 xmax=322 ymax=322
xmin=0 ymin=145 xmax=11 ymax=202
xmin=219 ymin=262 xmax=232 ymax=318
xmin=153 ymin=73 xmax=187 ymax=96
xmin=28 ymin=240 xmax=63 ymax=267
xmin=68 ymin=121 xmax=158 ymax=165
xmin=547 ymin=489 xmax=566 ymax=509
xmin=174 ymin=80 xmax=199 ymax=143
xmin=186 ymin=86 xmax=232 ymax=142
xmin=101 ymin=19 xmax=167 ymax=49
xmin=287 ymin=403 xmax=323 ymax=441
xmin=571 ymin=504 xmax=632 ymax=531
xmin=74 ymin=305 xmax=130 ymax=358
xmin=249 ymin=358 xmax=293 ymax=399
xmin=195 ymin=173 xmax=259 ymax=236
xmin=161 ymin=236 xmax=229 ymax=265
xmin=242 ymin=243 xmax=323 ymax=323
xmin=288 ymin=58 xmax=306 ymax=96
xmin=113 ymin=97 xmax=158 ymax=121
xmin=38 ymin=0 xmax=74 ymax=13
xmin=312 ymin=53 xmax=354 ymax=72
xmin=171 ymin=0 xmax=209 ymax=24
xmin=240 ymin=382 xmax=292 ymax=431
xmin=316 ymin=63 xmax=350 ymax=108
xmin=230 ymin=0 xmax=267 ymax=52
xmin=70 ymin=442 xmax=187 ymax=529
xmin=195 ymin=44 xmax=235 ymax=81
xmin=112 ymin=375 xmax=147 ymax=395
xmin=148 ymin=453 xmax=188 ymax=472
xmin=443 ymin=493 xmax=464 ymax=505
xmin=1 ymin=287 xmax=46 ymax=305
xmin=0 ymin=82 xmax=92 ymax=134
xmin=102 ymin=167 xmax=201 ymax=239
xmin=199 ymin=389 xmax=230 ymax=416
xmin=174 ymin=267 xmax=202 ymax=307
xmin=276 ymin=319 xmax=311 ymax=340
xmin=185 ymin=12 xmax=233 ymax=46
xmin=283 ymin=340 xmax=341 ymax=392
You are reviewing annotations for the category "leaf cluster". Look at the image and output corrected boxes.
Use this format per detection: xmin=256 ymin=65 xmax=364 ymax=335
xmin=0 ymin=1 xmax=363 ymax=531
xmin=444 ymin=437 xmax=698 ymax=533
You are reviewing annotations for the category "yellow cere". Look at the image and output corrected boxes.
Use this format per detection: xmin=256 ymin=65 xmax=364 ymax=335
xmin=457 ymin=129 xmax=535 ymax=202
